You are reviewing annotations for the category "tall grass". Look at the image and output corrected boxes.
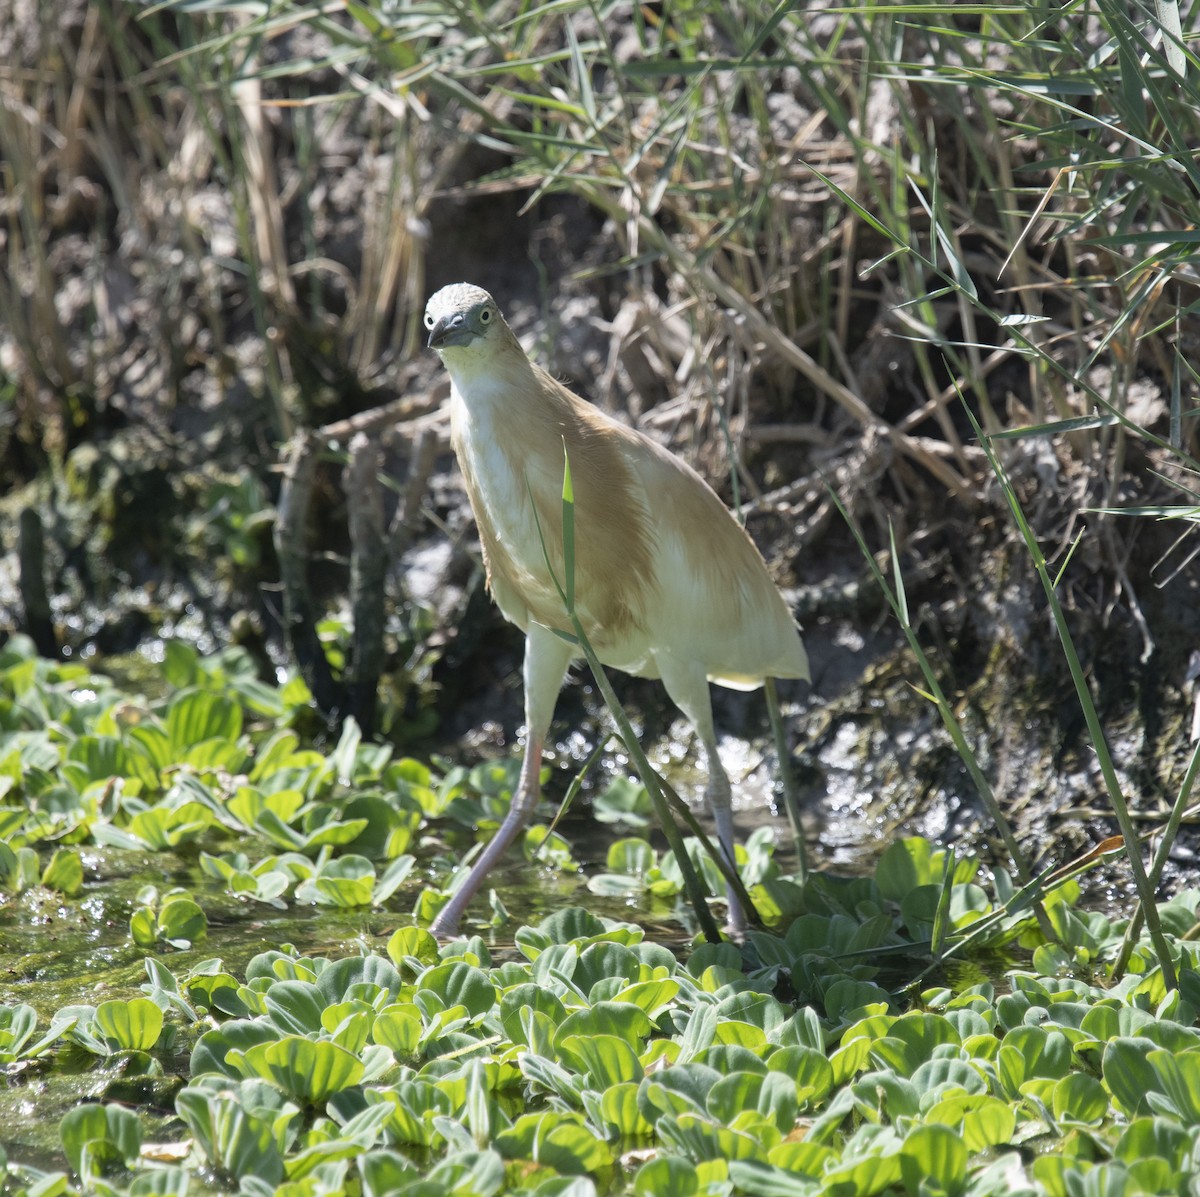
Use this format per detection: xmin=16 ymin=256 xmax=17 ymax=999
xmin=130 ymin=1 xmax=1199 ymax=474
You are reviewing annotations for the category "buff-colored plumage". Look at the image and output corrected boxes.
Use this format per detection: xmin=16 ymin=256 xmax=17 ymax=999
xmin=425 ymin=283 xmax=808 ymax=937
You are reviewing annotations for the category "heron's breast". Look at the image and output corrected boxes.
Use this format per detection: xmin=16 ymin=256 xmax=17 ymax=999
xmin=450 ymin=399 xmax=565 ymax=619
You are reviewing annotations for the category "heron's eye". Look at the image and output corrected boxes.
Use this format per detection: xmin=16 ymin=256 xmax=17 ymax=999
xmin=423 ymin=313 xmax=435 ymax=328
xmin=480 ymin=307 xmax=493 ymax=324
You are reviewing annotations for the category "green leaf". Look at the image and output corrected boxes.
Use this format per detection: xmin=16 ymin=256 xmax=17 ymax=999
xmin=62 ymin=735 xmax=127 ymax=790
xmin=561 ymin=442 xmax=575 ymax=613
xmin=640 ymin=1063 xmax=721 ymax=1122
xmin=419 ymin=961 xmax=497 ymax=1020
xmin=423 ymin=1148 xmax=507 ymax=1195
xmin=593 ymin=784 xmax=652 ymax=827
xmin=557 ymin=1001 xmax=652 ymax=1053
xmin=358 ymin=1148 xmax=420 ymax=1197
xmin=601 ymin=1081 xmax=654 ymax=1137
xmin=829 ymin=1035 xmax=872 ymax=1087
xmin=297 ymin=855 xmax=377 ymax=907
xmin=612 ymin=979 xmax=681 ymax=1020
xmin=126 ymin=803 xmax=213 ymax=850
xmin=60 ymin=1103 xmax=142 ymax=1176
xmin=229 ymin=1036 xmax=365 ymax=1105
xmin=768 ymin=1045 xmax=834 ymax=1107
xmin=925 ymin=1093 xmax=1016 ymax=1152
xmin=130 ymin=906 xmax=159 ymax=949
xmin=606 ymin=837 xmax=655 ymax=872
xmin=158 ymin=897 xmax=207 ymax=948
xmin=386 ymin=925 xmax=440 ymax=970
xmin=175 ymin=1085 xmax=286 ymax=1184
xmin=900 ymin=1124 xmax=967 ymax=1196
xmin=1114 ymin=1117 xmax=1190 ymax=1169
xmin=190 ymin=1021 xmax=279 ymax=1081
xmin=656 ymin=1111 xmax=762 ymax=1163
xmin=1 ymin=843 xmax=40 ymax=893
xmin=372 ymin=1004 xmax=422 ymax=1056
xmin=500 ymin=984 xmax=567 ymax=1046
xmin=228 ymin=786 xmax=303 ymax=830
xmin=726 ymin=1159 xmax=819 ymax=1196
xmin=126 ymin=725 xmax=172 ymax=779
xmin=852 ymin=1069 xmax=920 ymax=1120
xmin=824 ymin=978 xmax=893 ymax=1023
xmin=372 ymin=853 xmax=415 ymax=905
xmin=263 ymin=981 xmax=326 ymax=1036
xmin=94 ymin=998 xmax=164 ymax=1052
xmin=574 ymin=941 xmax=640 ymax=994
xmin=558 ymin=1033 xmax=643 ymax=1088
xmin=1147 ymin=1048 xmax=1200 ymax=1123
xmin=0 ymin=1004 xmax=38 ymax=1063
xmin=162 ymin=641 xmax=200 ymax=689
xmin=998 ymin=1026 xmax=1071 ymax=1093
xmin=321 ymin=1002 xmax=372 ymax=1054
xmin=166 ymin=688 xmax=242 ymax=755
xmin=495 ymin=1111 xmax=613 ymax=1174
xmin=345 ymin=795 xmax=420 ymax=860
xmin=316 ymin=955 xmax=403 ymax=1006
xmin=870 ymin=1013 xmax=960 ymax=1075
xmin=716 ymin=991 xmax=789 ymax=1035
xmin=1051 ymin=1072 xmax=1109 ymax=1125
xmin=634 ymin=1155 xmax=700 ymax=1196
xmin=367 ymin=1081 xmax=451 ymax=1147
xmin=186 ymin=970 xmax=249 ymax=1018
xmin=767 ymin=1140 xmax=835 ymax=1178
xmin=537 ymin=905 xmax=607 ymax=944
xmin=41 ymin=847 xmax=83 ymax=897
xmin=710 ymin=1070 xmax=797 ymax=1136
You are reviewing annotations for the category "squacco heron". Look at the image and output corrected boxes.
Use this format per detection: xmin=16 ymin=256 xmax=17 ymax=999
xmin=424 ymin=283 xmax=809 ymax=937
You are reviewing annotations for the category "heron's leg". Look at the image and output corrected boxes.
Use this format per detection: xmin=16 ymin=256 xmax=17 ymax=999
xmin=657 ymin=654 xmax=745 ymax=937
xmin=431 ymin=623 xmax=574 ymax=937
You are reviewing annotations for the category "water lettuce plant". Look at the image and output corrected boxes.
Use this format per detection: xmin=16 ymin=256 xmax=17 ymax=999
xmin=0 ymin=623 xmax=1197 ymax=1194
xmin=8 ymin=891 xmax=1200 ymax=1197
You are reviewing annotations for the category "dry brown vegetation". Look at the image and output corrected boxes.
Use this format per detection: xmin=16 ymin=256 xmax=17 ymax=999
xmin=2 ymin=0 xmax=1199 ymax=873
